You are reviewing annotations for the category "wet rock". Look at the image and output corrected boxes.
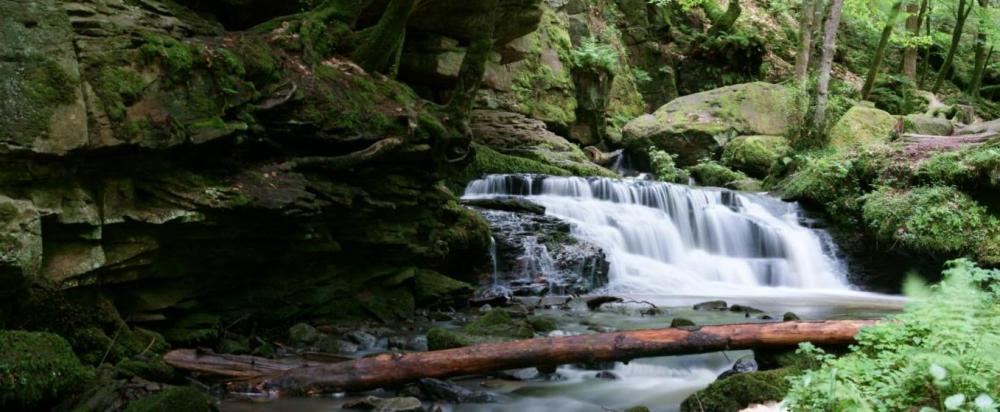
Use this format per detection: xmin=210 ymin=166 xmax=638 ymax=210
xmin=346 ymin=331 xmax=378 ymax=350
xmin=498 ymin=368 xmax=542 ymax=381
xmin=407 ymin=336 xmax=429 ymax=352
xmin=670 ymin=318 xmax=696 ymax=327
xmin=625 ymin=407 xmax=651 ymax=412
xmin=317 ymin=336 xmax=359 ymax=354
xmin=730 ymin=305 xmax=764 ymax=314
xmin=461 ymin=197 xmax=546 ymax=215
xmin=594 ymin=371 xmax=620 ymax=380
xmin=681 ymin=368 xmax=795 ymax=412
xmin=718 ymin=358 xmax=759 ymax=380
xmin=479 ymin=208 xmax=609 ymax=296
xmin=586 ymin=295 xmax=624 ymax=311
xmin=343 ymin=395 xmax=424 ymax=412
xmin=782 ymin=312 xmax=800 ymax=321
xmin=288 ymin=323 xmax=320 ymax=345
xmin=526 ymin=315 xmax=559 ymax=332
xmin=418 ymin=378 xmax=496 ymax=403
xmin=693 ymin=300 xmax=728 ymax=311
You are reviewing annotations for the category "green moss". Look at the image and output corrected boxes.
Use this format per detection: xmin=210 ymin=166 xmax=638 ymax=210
xmin=139 ymin=33 xmax=197 ymax=78
xmin=916 ymin=141 xmax=1000 ymax=188
xmin=721 ymin=135 xmax=789 ymax=178
xmin=426 ymin=328 xmax=507 ymax=350
xmin=680 ymin=368 xmax=798 ymax=412
xmin=455 ymin=144 xmax=571 ymax=189
xmin=526 ymin=315 xmax=559 ymax=332
xmin=648 ymin=146 xmax=690 ymax=183
xmin=413 ymin=270 xmax=473 ymax=306
xmin=463 ymin=310 xmax=534 ymax=339
xmin=124 ymin=386 xmax=217 ymax=412
xmin=0 ymin=58 xmax=79 ymax=144
xmin=861 ymin=186 xmax=997 ymax=256
xmin=828 ymin=106 xmax=897 ymax=149
xmin=688 ymin=161 xmax=749 ymax=188
xmin=93 ymin=66 xmax=146 ymax=121
xmin=159 ymin=313 xmax=220 ymax=346
xmin=115 ymin=358 xmax=180 ymax=383
xmin=0 ymin=331 xmax=93 ymax=409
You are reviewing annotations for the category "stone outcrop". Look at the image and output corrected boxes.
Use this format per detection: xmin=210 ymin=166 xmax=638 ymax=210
xmin=622 ymin=82 xmax=794 ymax=166
xmin=0 ymin=0 xmax=492 ymax=342
xmin=828 ymin=106 xmax=897 ymax=148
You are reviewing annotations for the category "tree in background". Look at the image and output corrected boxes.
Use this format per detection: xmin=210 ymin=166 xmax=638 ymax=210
xmin=861 ymin=0 xmax=904 ymax=99
xmin=932 ymin=0 xmax=975 ymax=92
xmin=813 ymin=0 xmax=846 ymax=131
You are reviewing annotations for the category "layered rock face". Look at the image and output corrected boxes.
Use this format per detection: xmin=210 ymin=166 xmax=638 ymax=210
xmin=0 ymin=0 xmax=493 ymax=339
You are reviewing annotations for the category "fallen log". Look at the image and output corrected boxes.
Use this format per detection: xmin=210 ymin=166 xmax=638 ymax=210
xmin=163 ymin=350 xmax=329 ymax=378
xmin=165 ymin=320 xmax=876 ymax=393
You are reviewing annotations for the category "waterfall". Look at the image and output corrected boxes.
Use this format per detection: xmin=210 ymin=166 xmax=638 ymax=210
xmin=464 ymin=175 xmax=849 ymax=295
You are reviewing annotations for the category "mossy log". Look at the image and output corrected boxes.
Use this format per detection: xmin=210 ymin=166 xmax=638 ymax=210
xmin=165 ymin=320 xmax=875 ymax=393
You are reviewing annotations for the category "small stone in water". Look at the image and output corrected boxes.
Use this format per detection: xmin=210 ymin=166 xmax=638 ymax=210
xmin=418 ymin=378 xmax=496 ymax=403
xmin=693 ymin=300 xmax=728 ymax=311
xmin=670 ymin=318 xmax=696 ymax=327
xmin=730 ymin=304 xmax=764 ymax=313
xmin=782 ymin=312 xmax=800 ymax=321
xmin=346 ymin=331 xmax=378 ymax=349
xmin=594 ymin=370 xmax=619 ymax=380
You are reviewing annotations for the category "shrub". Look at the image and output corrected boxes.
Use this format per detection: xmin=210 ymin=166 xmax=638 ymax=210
xmin=648 ymin=146 xmax=690 ymax=183
xmin=778 ymin=152 xmax=862 ymax=218
xmin=570 ymin=37 xmax=619 ymax=73
xmin=784 ymin=259 xmax=1000 ymax=411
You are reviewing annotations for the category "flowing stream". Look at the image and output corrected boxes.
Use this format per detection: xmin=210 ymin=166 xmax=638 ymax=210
xmin=223 ymin=174 xmax=904 ymax=412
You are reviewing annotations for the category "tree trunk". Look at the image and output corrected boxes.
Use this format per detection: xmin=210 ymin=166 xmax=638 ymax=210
xmin=812 ymin=0 xmax=846 ymax=134
xmin=968 ymin=0 xmax=991 ymax=97
xmin=446 ymin=0 xmax=499 ymax=137
xmin=352 ymin=0 xmax=419 ymax=75
xmin=165 ymin=320 xmax=879 ymax=393
xmin=919 ymin=2 xmax=932 ymax=87
xmin=901 ymin=1 xmax=922 ymax=80
xmin=861 ymin=0 xmax=904 ymax=99
xmin=932 ymin=0 xmax=973 ymax=92
xmin=708 ymin=0 xmax=743 ymax=35
xmin=795 ymin=0 xmax=817 ymax=86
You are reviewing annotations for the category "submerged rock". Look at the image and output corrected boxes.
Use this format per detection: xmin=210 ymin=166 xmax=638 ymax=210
xmin=594 ymin=371 xmax=620 ymax=380
xmin=693 ymin=300 xmax=728 ymax=311
xmin=418 ymin=378 xmax=496 ymax=403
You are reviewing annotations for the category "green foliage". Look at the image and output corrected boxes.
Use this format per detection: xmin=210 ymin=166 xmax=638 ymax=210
xmin=648 ymin=146 xmax=690 ymax=183
xmin=917 ymin=140 xmax=1000 ymax=188
xmin=0 ymin=331 xmax=93 ymax=409
xmin=125 ymin=386 xmax=217 ymax=412
xmin=688 ymin=160 xmax=749 ymax=187
xmin=779 ymin=151 xmax=863 ymax=219
xmin=868 ymin=75 xmax=928 ymax=115
xmin=570 ymin=37 xmax=619 ymax=73
xmin=861 ymin=186 xmax=997 ymax=256
xmin=785 ymin=259 xmax=1000 ymax=411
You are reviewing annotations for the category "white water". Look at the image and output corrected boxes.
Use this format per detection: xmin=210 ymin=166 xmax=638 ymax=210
xmin=464 ymin=174 xmax=859 ymax=298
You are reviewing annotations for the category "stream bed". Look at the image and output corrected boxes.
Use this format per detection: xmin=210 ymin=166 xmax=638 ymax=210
xmin=222 ymin=175 xmax=905 ymax=412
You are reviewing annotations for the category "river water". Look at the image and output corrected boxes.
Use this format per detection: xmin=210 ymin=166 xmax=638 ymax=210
xmin=222 ymin=174 xmax=904 ymax=412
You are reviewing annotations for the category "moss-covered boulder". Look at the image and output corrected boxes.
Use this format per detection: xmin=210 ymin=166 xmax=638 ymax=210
xmin=904 ymin=114 xmax=953 ymax=136
xmin=413 ymin=270 xmax=474 ymax=306
xmin=679 ymin=368 xmax=797 ymax=412
xmin=124 ymin=386 xmax=217 ymax=412
xmin=828 ymin=106 xmax=897 ymax=149
xmin=623 ymin=82 xmax=794 ymax=166
xmin=427 ymin=309 xmax=536 ymax=350
xmin=721 ymin=135 xmax=789 ymax=178
xmin=861 ymin=186 xmax=998 ymax=260
xmin=0 ymin=331 xmax=93 ymax=409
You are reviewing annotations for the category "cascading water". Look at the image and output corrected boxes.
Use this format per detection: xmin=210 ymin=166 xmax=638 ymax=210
xmin=464 ymin=174 xmax=850 ymax=297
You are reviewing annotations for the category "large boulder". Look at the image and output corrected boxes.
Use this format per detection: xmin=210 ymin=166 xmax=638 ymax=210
xmin=623 ymin=82 xmax=794 ymax=166
xmin=904 ymin=114 xmax=953 ymax=136
xmin=828 ymin=106 xmax=897 ymax=149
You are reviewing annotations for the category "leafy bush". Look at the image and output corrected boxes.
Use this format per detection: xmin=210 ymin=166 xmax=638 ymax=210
xmin=784 ymin=259 xmax=1000 ymax=411
xmin=648 ymin=146 xmax=690 ymax=183
xmin=861 ymin=186 xmax=996 ymax=255
xmin=687 ymin=160 xmax=749 ymax=187
xmin=778 ymin=151 xmax=862 ymax=219
xmin=570 ymin=37 xmax=619 ymax=73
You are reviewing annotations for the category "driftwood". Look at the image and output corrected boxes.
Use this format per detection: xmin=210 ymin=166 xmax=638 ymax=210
xmin=163 ymin=350 xmax=330 ymax=378
xmin=164 ymin=320 xmax=876 ymax=393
